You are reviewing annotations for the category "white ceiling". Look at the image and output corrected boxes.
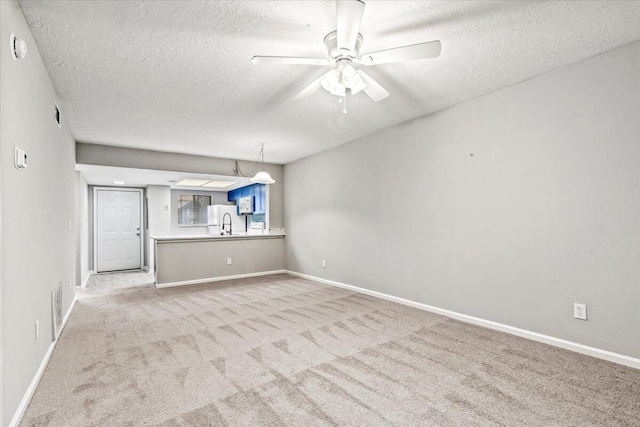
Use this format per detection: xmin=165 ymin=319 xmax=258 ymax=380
xmin=19 ymin=1 xmax=640 ymax=164
xmin=76 ymin=164 xmax=253 ymax=191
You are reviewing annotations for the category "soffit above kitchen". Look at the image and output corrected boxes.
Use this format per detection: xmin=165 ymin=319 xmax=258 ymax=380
xmin=19 ymin=1 xmax=640 ymax=164
xmin=76 ymin=164 xmax=253 ymax=191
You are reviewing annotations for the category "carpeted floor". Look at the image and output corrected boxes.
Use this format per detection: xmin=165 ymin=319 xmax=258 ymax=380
xmin=21 ymin=274 xmax=640 ymax=426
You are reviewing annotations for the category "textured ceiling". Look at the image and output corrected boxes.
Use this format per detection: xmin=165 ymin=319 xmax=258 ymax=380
xmin=19 ymin=1 xmax=640 ymax=163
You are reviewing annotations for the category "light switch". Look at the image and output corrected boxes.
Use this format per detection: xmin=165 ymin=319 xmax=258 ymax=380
xmin=14 ymin=147 xmax=27 ymax=170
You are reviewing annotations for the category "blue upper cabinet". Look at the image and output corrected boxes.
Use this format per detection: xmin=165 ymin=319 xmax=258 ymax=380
xmin=227 ymin=189 xmax=238 ymax=202
xmin=227 ymin=184 xmax=266 ymax=215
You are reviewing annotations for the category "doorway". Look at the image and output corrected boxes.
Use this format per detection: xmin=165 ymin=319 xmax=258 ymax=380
xmin=94 ymin=188 xmax=143 ymax=273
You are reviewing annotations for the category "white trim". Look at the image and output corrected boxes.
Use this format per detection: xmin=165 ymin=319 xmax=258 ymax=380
xmin=93 ymin=187 xmax=144 ymax=273
xmin=8 ymin=295 xmax=77 ymax=427
xmin=156 ymin=270 xmax=286 ymax=289
xmin=285 ymin=270 xmax=640 ymax=370
xmin=80 ymin=270 xmax=94 ymax=290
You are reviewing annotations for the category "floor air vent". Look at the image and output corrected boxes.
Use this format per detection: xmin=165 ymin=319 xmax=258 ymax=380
xmin=51 ymin=283 xmax=63 ymax=340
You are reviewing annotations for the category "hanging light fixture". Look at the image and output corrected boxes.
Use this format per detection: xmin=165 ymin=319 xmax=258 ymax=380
xmin=250 ymin=144 xmax=275 ymax=184
xmin=233 ymin=144 xmax=276 ymax=184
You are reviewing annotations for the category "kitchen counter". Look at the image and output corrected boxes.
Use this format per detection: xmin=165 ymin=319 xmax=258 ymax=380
xmin=151 ymin=230 xmax=285 ymax=287
xmin=150 ymin=230 xmax=285 ymax=243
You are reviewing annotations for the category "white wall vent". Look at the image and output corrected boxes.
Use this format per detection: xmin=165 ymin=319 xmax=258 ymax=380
xmin=51 ymin=283 xmax=63 ymax=340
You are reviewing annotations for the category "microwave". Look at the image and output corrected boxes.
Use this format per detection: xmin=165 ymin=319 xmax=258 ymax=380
xmin=238 ymin=196 xmax=254 ymax=214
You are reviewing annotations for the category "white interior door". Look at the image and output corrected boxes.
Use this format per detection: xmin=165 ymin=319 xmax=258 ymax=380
xmin=97 ymin=189 xmax=142 ymax=272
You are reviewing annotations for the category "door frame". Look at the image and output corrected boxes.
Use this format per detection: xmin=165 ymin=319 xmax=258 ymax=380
xmin=93 ymin=187 xmax=144 ymax=273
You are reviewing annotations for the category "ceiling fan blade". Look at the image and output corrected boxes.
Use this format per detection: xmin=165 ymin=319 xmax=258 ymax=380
xmin=294 ymin=73 xmax=328 ymax=100
xmin=357 ymin=71 xmax=389 ymax=102
xmin=336 ymin=0 xmax=365 ymax=55
xmin=361 ymin=40 xmax=441 ymax=65
xmin=251 ymin=56 xmax=330 ymax=66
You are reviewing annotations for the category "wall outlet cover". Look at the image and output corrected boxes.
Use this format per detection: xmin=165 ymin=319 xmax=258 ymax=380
xmin=227 ymin=258 xmax=232 ymax=265
xmin=574 ymin=303 xmax=587 ymax=320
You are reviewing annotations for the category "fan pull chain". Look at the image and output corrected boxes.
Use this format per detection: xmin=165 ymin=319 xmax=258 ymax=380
xmin=343 ymin=96 xmax=347 ymax=114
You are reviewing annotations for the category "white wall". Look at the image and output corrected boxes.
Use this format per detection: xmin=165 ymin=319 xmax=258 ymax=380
xmin=147 ymin=185 xmax=171 ymax=237
xmin=146 ymin=185 xmax=171 ymax=272
xmin=284 ymin=41 xmax=640 ymax=359
xmin=1 ymin=2 xmax=77 ymax=425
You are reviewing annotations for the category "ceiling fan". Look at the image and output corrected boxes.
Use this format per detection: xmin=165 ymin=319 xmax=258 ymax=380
xmin=251 ymin=0 xmax=441 ymax=107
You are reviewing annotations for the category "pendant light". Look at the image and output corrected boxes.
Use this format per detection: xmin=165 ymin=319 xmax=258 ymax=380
xmin=250 ymin=144 xmax=275 ymax=184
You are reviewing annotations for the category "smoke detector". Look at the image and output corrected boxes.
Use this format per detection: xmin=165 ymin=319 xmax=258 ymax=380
xmin=10 ymin=33 xmax=27 ymax=60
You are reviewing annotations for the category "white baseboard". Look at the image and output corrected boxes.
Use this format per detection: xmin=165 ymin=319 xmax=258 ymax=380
xmin=156 ymin=270 xmax=286 ymax=289
xmin=80 ymin=270 xmax=94 ymax=290
xmin=9 ymin=295 xmax=78 ymax=427
xmin=285 ymin=270 xmax=640 ymax=370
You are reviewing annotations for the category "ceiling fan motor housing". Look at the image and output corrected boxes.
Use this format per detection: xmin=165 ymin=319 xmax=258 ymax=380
xmin=324 ymin=30 xmax=363 ymax=59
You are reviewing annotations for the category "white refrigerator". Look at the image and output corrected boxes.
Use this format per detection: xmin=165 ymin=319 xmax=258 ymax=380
xmin=207 ymin=205 xmax=244 ymax=235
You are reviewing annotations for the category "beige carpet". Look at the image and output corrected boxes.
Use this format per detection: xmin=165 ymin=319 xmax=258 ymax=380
xmin=21 ymin=274 xmax=640 ymax=426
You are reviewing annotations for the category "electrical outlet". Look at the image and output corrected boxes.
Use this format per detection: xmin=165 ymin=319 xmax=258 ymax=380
xmin=68 ymin=220 xmax=72 ymax=230
xmin=227 ymin=258 xmax=232 ymax=265
xmin=322 ymin=260 xmax=326 ymax=268
xmin=35 ymin=321 xmax=40 ymax=341
xmin=574 ymin=303 xmax=587 ymax=320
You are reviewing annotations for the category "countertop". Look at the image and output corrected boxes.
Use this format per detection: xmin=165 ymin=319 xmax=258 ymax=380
xmin=150 ymin=230 xmax=285 ymax=242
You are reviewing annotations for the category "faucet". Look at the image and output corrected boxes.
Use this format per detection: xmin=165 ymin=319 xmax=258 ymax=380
xmin=221 ymin=213 xmax=232 ymax=235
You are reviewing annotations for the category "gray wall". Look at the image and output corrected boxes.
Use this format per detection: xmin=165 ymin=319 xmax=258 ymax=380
xmin=284 ymin=41 xmax=640 ymax=359
xmin=76 ymin=143 xmax=285 ymax=229
xmin=1 ymin=2 xmax=77 ymax=425
xmin=156 ymin=238 xmax=285 ymax=285
xmin=75 ymin=172 xmax=89 ymax=286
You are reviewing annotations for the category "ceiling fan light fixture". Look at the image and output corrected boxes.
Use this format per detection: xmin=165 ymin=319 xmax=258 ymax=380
xmin=251 ymin=0 xmax=442 ymax=105
xmin=350 ymin=75 xmax=366 ymax=94
xmin=321 ymin=69 xmax=340 ymax=92
xmin=341 ymin=64 xmax=358 ymax=88
xmin=251 ymin=171 xmax=275 ymax=184
xmin=330 ymin=83 xmax=346 ymax=97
